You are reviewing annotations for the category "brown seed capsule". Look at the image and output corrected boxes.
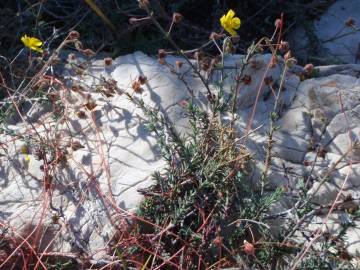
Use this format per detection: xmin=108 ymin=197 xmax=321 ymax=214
xmin=132 ymin=80 xmax=142 ymax=93
xmin=318 ymin=146 xmax=327 ymax=158
xmin=242 ymin=75 xmax=252 ymax=85
xmin=172 ymin=13 xmax=183 ymax=24
xmin=84 ymin=100 xmax=97 ymax=111
xmin=104 ymin=57 xmax=113 ymax=67
xmin=345 ymin=17 xmax=356 ymax=27
xmin=158 ymin=49 xmax=166 ymax=59
xmin=138 ymin=75 xmax=147 ymax=85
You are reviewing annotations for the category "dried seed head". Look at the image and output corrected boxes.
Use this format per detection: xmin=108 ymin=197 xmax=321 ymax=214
xmin=158 ymin=49 xmax=166 ymax=59
xmin=84 ymin=100 xmax=97 ymax=111
xmin=303 ymin=63 xmax=314 ymax=75
xmin=345 ymin=17 xmax=356 ymax=27
xmin=82 ymin=48 xmax=96 ymax=58
xmin=243 ymin=240 xmax=255 ymax=255
xmin=138 ymin=75 xmax=147 ymax=85
xmin=279 ymin=40 xmax=289 ymax=52
xmin=242 ymin=75 xmax=252 ymax=85
xmin=68 ymin=30 xmax=80 ymax=40
xmin=132 ymin=80 xmax=142 ymax=93
xmin=104 ymin=57 xmax=113 ymax=67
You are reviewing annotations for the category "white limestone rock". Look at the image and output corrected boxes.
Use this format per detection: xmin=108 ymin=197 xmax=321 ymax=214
xmin=289 ymin=0 xmax=360 ymax=64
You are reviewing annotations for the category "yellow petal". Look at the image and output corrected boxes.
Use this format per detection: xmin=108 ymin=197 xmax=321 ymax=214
xmin=20 ymin=145 xmax=28 ymax=154
xmin=226 ymin=9 xmax=235 ymax=20
xmin=21 ymin=35 xmax=30 ymax=46
xmin=30 ymin=38 xmax=43 ymax=47
xmin=25 ymin=155 xmax=31 ymax=162
xmin=220 ymin=14 xmax=227 ymax=28
xmin=31 ymin=46 xmax=43 ymax=53
xmin=227 ymin=28 xmax=237 ymax=37
xmin=231 ymin=17 xmax=241 ymax=30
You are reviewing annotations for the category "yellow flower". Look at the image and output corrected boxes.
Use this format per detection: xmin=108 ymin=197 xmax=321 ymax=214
xmin=20 ymin=145 xmax=31 ymax=163
xmin=24 ymin=155 xmax=31 ymax=163
xmin=20 ymin=145 xmax=28 ymax=154
xmin=220 ymin=9 xmax=241 ymax=36
xmin=21 ymin=34 xmax=43 ymax=53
